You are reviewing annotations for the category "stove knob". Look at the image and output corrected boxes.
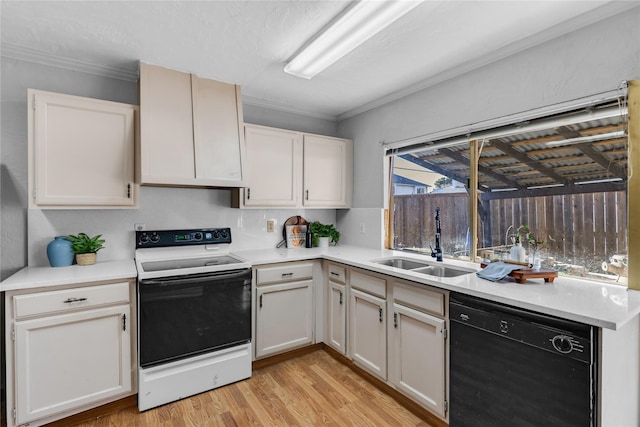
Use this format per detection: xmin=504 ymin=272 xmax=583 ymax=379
xmin=194 ymin=232 xmax=203 ymax=240
xmin=139 ymin=233 xmax=150 ymax=244
xmin=213 ymin=230 xmax=220 ymax=239
xmin=220 ymin=229 xmax=229 ymax=239
xmin=150 ymin=233 xmax=160 ymax=243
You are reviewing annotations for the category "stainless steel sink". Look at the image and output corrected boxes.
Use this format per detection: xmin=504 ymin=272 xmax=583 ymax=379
xmin=373 ymin=257 xmax=429 ymax=270
xmin=372 ymin=256 xmax=474 ymax=278
xmin=411 ymin=265 xmax=472 ymax=277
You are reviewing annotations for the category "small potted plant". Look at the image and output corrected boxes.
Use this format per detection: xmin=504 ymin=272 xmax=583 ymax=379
xmin=309 ymin=221 xmax=340 ymax=248
xmin=66 ymin=233 xmax=105 ymax=266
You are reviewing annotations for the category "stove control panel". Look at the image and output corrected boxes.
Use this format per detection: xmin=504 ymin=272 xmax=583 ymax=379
xmin=136 ymin=228 xmax=232 ymax=248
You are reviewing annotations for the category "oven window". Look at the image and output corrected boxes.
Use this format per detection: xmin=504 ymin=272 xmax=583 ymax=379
xmin=138 ymin=269 xmax=252 ymax=368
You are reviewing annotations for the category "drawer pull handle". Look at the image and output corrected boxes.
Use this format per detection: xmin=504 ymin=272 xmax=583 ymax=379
xmin=330 ymin=272 xmax=340 ymax=276
xmin=281 ymin=272 xmax=294 ymax=277
xmin=63 ymin=297 xmax=87 ymax=304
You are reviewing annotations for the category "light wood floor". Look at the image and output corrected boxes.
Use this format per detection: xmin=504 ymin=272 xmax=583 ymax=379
xmin=71 ymin=349 xmax=433 ymax=426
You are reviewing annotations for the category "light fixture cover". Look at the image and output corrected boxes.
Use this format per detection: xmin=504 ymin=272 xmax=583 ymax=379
xmin=284 ymin=0 xmax=423 ymax=79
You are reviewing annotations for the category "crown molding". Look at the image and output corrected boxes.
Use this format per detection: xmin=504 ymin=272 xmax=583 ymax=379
xmin=1 ymin=43 xmax=139 ymax=81
xmin=242 ymin=95 xmax=338 ymax=122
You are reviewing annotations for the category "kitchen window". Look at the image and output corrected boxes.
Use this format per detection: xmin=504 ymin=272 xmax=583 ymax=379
xmin=387 ymin=85 xmax=632 ymax=286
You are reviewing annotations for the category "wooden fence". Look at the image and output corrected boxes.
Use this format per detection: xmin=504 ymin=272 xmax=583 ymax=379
xmin=393 ymin=191 xmax=628 ymax=272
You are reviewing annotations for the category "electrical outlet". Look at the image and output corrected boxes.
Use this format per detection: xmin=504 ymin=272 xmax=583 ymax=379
xmin=267 ymin=220 xmax=275 ymax=233
xmin=135 ymin=223 xmax=145 ymax=231
xmin=360 ymin=222 xmax=366 ymax=233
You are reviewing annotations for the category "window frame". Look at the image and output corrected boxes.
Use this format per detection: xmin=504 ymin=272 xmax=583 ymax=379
xmin=385 ymin=83 xmax=636 ymax=288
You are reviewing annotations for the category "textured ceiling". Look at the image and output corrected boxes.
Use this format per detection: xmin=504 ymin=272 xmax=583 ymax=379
xmin=1 ymin=1 xmax=634 ymax=120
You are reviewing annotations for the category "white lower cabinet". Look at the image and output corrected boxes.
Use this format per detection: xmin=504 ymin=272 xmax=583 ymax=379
xmin=326 ymin=263 xmax=347 ymax=354
xmin=255 ymin=262 xmax=315 ymax=359
xmin=389 ymin=279 xmax=449 ymax=419
xmin=348 ymin=269 xmax=387 ymax=380
xmin=6 ymin=280 xmax=135 ymax=427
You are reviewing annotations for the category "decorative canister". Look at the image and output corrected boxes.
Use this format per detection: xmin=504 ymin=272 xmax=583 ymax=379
xmin=509 ymin=242 xmax=527 ymax=263
xmin=46 ymin=236 xmax=74 ymax=267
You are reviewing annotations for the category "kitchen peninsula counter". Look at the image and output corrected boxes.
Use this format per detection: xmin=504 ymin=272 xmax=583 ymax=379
xmin=234 ymin=245 xmax=640 ymax=330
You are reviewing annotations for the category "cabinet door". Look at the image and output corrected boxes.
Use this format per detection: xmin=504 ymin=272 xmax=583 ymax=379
xmin=327 ymin=281 xmax=347 ymax=354
xmin=348 ymin=288 xmax=387 ymax=380
xmin=390 ymin=302 xmax=447 ymax=418
xmin=303 ymin=134 xmax=352 ymax=208
xmin=191 ymin=75 xmax=246 ymax=185
xmin=255 ymin=280 xmax=313 ymax=358
xmin=29 ymin=90 xmax=136 ymax=207
xmin=243 ymin=125 xmax=301 ymax=207
xmin=14 ymin=305 xmax=131 ymax=425
xmin=139 ymin=61 xmax=196 ymax=184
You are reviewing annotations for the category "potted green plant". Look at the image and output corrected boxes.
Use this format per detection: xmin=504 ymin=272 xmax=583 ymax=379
xmin=309 ymin=221 xmax=340 ymax=248
xmin=66 ymin=233 xmax=105 ymax=266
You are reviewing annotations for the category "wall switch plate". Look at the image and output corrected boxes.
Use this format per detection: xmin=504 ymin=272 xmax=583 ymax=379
xmin=135 ymin=223 xmax=145 ymax=231
xmin=267 ymin=220 xmax=275 ymax=233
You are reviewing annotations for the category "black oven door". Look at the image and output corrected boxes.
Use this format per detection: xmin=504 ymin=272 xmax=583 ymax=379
xmin=138 ymin=268 xmax=251 ymax=368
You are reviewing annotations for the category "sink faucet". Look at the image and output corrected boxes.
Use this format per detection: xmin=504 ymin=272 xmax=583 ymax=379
xmin=431 ymin=207 xmax=443 ymax=262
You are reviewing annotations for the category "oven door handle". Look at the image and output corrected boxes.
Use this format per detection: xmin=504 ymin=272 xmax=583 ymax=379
xmin=140 ymin=269 xmax=251 ymax=287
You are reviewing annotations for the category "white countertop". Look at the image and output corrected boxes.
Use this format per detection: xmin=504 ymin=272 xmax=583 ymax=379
xmin=0 ymin=259 xmax=137 ymax=292
xmin=234 ymin=245 xmax=640 ymax=331
xmin=3 ymin=247 xmax=639 ymax=330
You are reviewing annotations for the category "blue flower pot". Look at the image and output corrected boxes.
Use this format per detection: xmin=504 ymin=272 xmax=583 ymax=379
xmin=47 ymin=236 xmax=74 ymax=267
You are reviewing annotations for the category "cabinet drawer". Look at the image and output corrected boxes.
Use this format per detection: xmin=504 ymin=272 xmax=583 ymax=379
xmin=327 ymin=263 xmax=346 ymax=284
xmin=257 ymin=262 xmax=314 ymax=285
xmin=393 ymin=280 xmax=446 ymax=317
xmin=350 ymin=269 xmax=386 ymax=298
xmin=14 ymin=282 xmax=130 ymax=319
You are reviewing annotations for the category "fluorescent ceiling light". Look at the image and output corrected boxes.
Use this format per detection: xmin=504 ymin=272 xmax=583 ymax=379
xmin=284 ymin=0 xmax=423 ymax=79
xmin=544 ymin=130 xmax=626 ymax=147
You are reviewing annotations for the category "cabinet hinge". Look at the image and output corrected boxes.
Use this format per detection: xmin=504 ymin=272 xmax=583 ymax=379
xmin=393 ymin=312 xmax=398 ymax=328
xmin=339 ymin=291 xmax=343 ymax=305
xmin=259 ymin=294 xmax=263 ymax=308
xmin=247 ymin=188 xmax=251 ymax=200
xmin=444 ymin=399 xmax=448 ymax=414
xmin=127 ymin=183 xmax=132 ymax=199
xmin=33 ymin=188 xmax=37 ymax=203
xmin=32 ymin=93 xmax=36 ymax=110
xmin=13 ymin=407 xmax=16 ymax=419
xmin=122 ymin=313 xmax=127 ymax=331
xmin=379 ymin=307 xmax=383 ymax=322
xmin=11 ymin=326 xmax=15 ymax=341
xmin=442 ymin=325 xmax=448 ymax=340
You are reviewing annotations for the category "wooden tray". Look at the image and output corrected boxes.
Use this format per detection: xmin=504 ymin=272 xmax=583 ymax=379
xmin=481 ymin=263 xmax=558 ymax=284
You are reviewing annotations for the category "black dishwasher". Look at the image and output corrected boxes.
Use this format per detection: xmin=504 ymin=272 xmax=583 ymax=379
xmin=450 ymin=292 xmax=597 ymax=427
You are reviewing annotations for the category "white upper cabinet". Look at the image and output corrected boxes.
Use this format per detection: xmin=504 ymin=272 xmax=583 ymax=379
xmin=242 ymin=124 xmax=301 ymax=207
xmin=234 ymin=124 xmax=352 ymax=209
xmin=303 ymin=134 xmax=352 ymax=208
xmin=28 ymin=89 xmax=137 ymax=209
xmin=139 ymin=61 xmax=246 ymax=187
